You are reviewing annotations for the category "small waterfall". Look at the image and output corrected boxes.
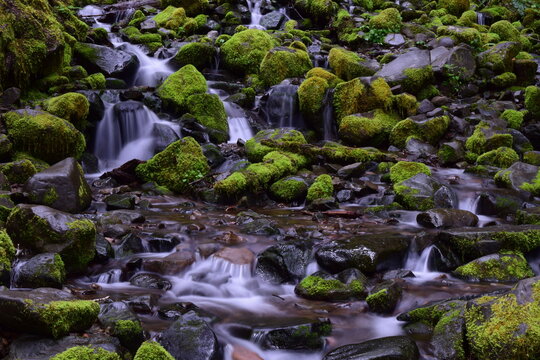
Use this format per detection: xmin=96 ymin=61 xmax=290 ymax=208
xmin=97 ymin=269 xmax=123 ymax=284
xmin=94 ymin=99 xmax=180 ymax=171
xmin=405 ymin=239 xmax=441 ymax=279
xmin=459 ymin=194 xmax=480 ymax=214
xmin=477 ymin=12 xmax=486 ymax=26
xmin=247 ymin=0 xmax=264 ymax=29
xmin=117 ymin=42 xmax=173 ymax=87
xmin=225 ymin=102 xmax=254 ymax=143
xmin=264 ymin=82 xmax=303 ymax=128
xmin=322 ymin=90 xmax=337 ymax=140
xmin=414 ymin=245 xmax=436 ymax=273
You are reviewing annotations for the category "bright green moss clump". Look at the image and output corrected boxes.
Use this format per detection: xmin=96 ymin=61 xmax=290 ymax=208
xmin=269 ymin=177 xmax=308 ymax=202
xmin=134 ymin=341 xmax=174 ymax=360
xmin=173 ymin=42 xmax=216 ymax=70
xmin=37 ymin=300 xmax=100 ymax=338
xmin=491 ymin=72 xmax=516 ymax=88
xmin=454 ymin=252 xmax=533 ymax=283
xmin=476 ymin=147 xmax=519 ymax=168
xmin=221 ymin=29 xmax=276 ymax=75
xmin=521 ymin=171 xmax=540 ymax=196
xmin=306 ymin=67 xmax=343 ymax=88
xmin=294 ymin=275 xmax=365 ymax=301
xmin=42 ymin=92 xmax=90 ymax=131
xmin=490 ymin=20 xmax=521 ymax=42
xmin=306 ymin=174 xmax=333 ymax=202
xmin=389 ymin=161 xmax=431 ymax=184
xmin=0 ymin=159 xmax=37 ymax=184
xmin=389 ymin=116 xmax=449 ymax=149
xmin=333 ymin=77 xmax=393 ymax=121
xmin=113 ymin=320 xmax=144 ymax=353
xmin=298 ymin=76 xmax=330 ymax=123
xmin=186 ymin=94 xmax=228 ymax=143
xmin=260 ymin=47 xmax=313 ymax=86
xmin=328 ymin=47 xmax=374 ymax=81
xmin=153 ymin=6 xmax=183 ymax=27
xmin=438 ymin=0 xmax=470 ymax=16
xmin=294 ymin=0 xmax=336 ymax=23
xmin=82 ymin=73 xmax=106 ymax=90
xmin=0 ymin=230 xmax=15 ymax=275
xmin=525 ymin=86 xmax=540 ymax=118
xmin=338 ymin=110 xmax=400 ymax=146
xmin=501 ymin=109 xmax=525 ymax=129
xmin=369 ymin=8 xmax=402 ymax=31
xmin=245 ymin=129 xmax=307 ymax=163
xmin=136 ymin=137 xmax=209 ymax=194
xmin=157 ymin=65 xmax=207 ymax=113
xmin=51 ymin=346 xmax=121 ymax=360
xmin=401 ymin=66 xmax=434 ymax=94
xmin=3 ymin=110 xmax=86 ymax=164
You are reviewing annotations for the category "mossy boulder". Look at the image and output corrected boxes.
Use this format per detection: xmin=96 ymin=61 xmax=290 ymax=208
xmin=366 ymin=280 xmax=402 ymax=314
xmin=172 ymin=42 xmax=216 ymax=71
xmin=42 ymin=93 xmax=90 ymax=131
xmin=6 ymin=204 xmax=96 ymax=273
xmin=393 ymin=173 xmax=451 ymax=211
xmin=186 ymin=93 xmax=228 ymax=143
xmin=0 ymin=159 xmax=37 ymax=184
xmin=13 ymin=253 xmax=66 ymax=289
xmin=306 ymin=67 xmax=343 ymax=88
xmin=0 ymin=0 xmax=67 ymax=91
xmin=294 ymin=0 xmax=337 ymax=23
xmin=454 ymin=251 xmax=533 ymax=283
xmin=491 ymin=72 xmax=516 ymax=89
xmin=476 ymin=147 xmax=519 ymax=168
xmin=99 ymin=302 xmax=144 ymax=353
xmin=328 ymin=48 xmax=376 ymax=81
xmin=3 ymin=109 xmax=86 ymax=164
xmin=389 ymin=116 xmax=450 ymax=149
xmin=74 ymin=43 xmax=138 ymax=79
xmin=157 ymin=65 xmax=207 ymax=114
xmin=438 ymin=0 xmax=470 ymax=16
xmin=153 ymin=6 xmax=185 ymax=28
xmin=306 ymin=174 xmax=333 ymax=202
xmin=220 ymin=29 xmax=276 ymax=75
xmin=269 ymin=176 xmax=309 ymax=203
xmin=136 ymin=137 xmax=208 ymax=194
xmin=338 ymin=110 xmax=400 ymax=146
xmin=134 ymin=341 xmax=174 ymax=360
xmin=490 ymin=20 xmax=521 ymax=42
xmin=260 ymin=47 xmax=313 ymax=87
xmin=525 ymin=86 xmax=540 ymax=118
xmin=389 ymin=161 xmax=431 ymax=184
xmin=465 ymin=121 xmax=514 ymax=156
xmin=477 ymin=41 xmax=521 ymax=74
xmin=0 ymin=288 xmax=99 ymax=338
xmin=298 ymin=76 xmax=330 ymax=127
xmin=295 ymin=271 xmax=366 ymax=301
xmin=0 ymin=230 xmax=15 ymax=285
xmin=51 ymin=346 xmax=121 ymax=360
xmin=501 ymin=109 xmax=525 ymax=129
xmin=333 ymin=77 xmax=393 ymax=121
xmin=369 ymin=8 xmax=402 ymax=31
xmin=161 ymin=0 xmax=208 ymax=16
xmin=245 ymin=128 xmax=307 ymax=163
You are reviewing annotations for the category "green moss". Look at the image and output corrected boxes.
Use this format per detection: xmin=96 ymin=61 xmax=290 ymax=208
xmin=42 ymin=92 xmax=90 ymax=131
xmin=478 ymin=41 xmax=521 ymax=74
xmin=306 ymin=174 xmax=333 ymax=202
xmin=36 ymin=300 xmax=100 ymax=338
xmin=402 ymin=66 xmax=434 ymax=94
xmin=328 ymin=47 xmax=373 ymax=81
xmin=173 ymin=42 xmax=215 ymax=70
xmin=157 ymin=65 xmax=207 ymax=113
xmin=476 ymin=147 xmax=519 ymax=168
xmin=186 ymin=93 xmax=228 ymax=143
xmin=136 ymin=137 xmax=209 ymax=194
xmin=465 ymin=282 xmax=540 ymax=359
xmin=490 ymin=20 xmax=521 ymax=42
xmin=113 ymin=319 xmax=144 ymax=353
xmin=333 ymin=77 xmax=392 ymax=122
xmin=121 ymin=26 xmax=162 ymax=45
xmin=525 ymin=86 xmax=540 ymax=118
xmin=245 ymin=129 xmax=307 ymax=163
xmin=492 ymin=230 xmax=540 ymax=253
xmin=437 ymin=0 xmax=470 ymax=16
xmin=221 ymin=29 xmax=276 ymax=75
xmin=269 ymin=177 xmax=308 ymax=202
xmin=294 ymin=0 xmax=337 ymax=23
xmin=465 ymin=121 xmax=489 ymax=155
xmin=389 ymin=116 xmax=449 ymax=149
xmin=338 ymin=110 xmax=400 ymax=146
xmin=501 ymin=109 xmax=525 ymax=129
xmin=523 ymin=152 xmax=540 ymax=166
xmin=389 ymin=161 xmax=431 ymax=184
xmin=260 ymin=47 xmax=313 ymax=87
xmin=51 ymin=346 xmax=120 ymax=360
xmin=392 ymin=93 xmax=418 ymax=118
xmin=0 ymin=230 xmax=15 ymax=275
xmin=298 ymin=76 xmax=329 ymax=123
xmin=0 ymin=159 xmax=37 ymax=184
xmin=82 ymin=73 xmax=106 ymax=90
xmin=369 ymin=8 xmax=402 ymax=31
xmin=393 ymin=183 xmax=435 ymax=211
xmin=134 ymin=341 xmax=174 ymax=360
xmin=491 ymin=72 xmax=517 ymax=89
xmin=294 ymin=275 xmax=362 ymax=300
xmin=454 ymin=251 xmax=533 ymax=282
xmin=153 ymin=6 xmax=183 ymax=27
xmin=520 ymin=170 xmax=540 ymax=196
xmin=65 ymin=219 xmax=97 ymax=273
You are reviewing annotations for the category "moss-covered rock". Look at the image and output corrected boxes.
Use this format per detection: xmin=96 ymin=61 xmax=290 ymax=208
xmin=338 ymin=110 xmax=400 ymax=147
xmin=501 ymin=109 xmax=525 ymax=129
xmin=260 ymin=47 xmax=313 ymax=86
xmin=42 ymin=93 xmax=90 ymax=131
xmin=6 ymin=205 xmax=96 ymax=273
xmin=0 ymin=159 xmax=37 ymax=184
xmin=389 ymin=161 xmax=431 ymax=184
xmin=134 ymin=341 xmax=174 ymax=360
xmin=333 ymin=77 xmax=392 ymax=121
xmin=298 ymin=76 xmax=330 ymax=126
xmin=221 ymin=29 xmax=276 ymax=75
xmin=525 ymin=86 xmax=540 ymax=118
xmin=477 ymin=41 xmax=521 ymax=74
xmin=454 ymin=251 xmax=533 ymax=283
xmin=438 ymin=0 xmax=470 ymax=16
xmin=51 ymin=346 xmax=121 ymax=360
xmin=490 ymin=20 xmax=521 ymax=42
xmin=82 ymin=73 xmax=106 ymax=90
xmin=328 ymin=47 xmax=376 ymax=81
xmin=491 ymin=72 xmax=516 ymax=89
xmin=14 ymin=253 xmax=66 ymax=289
xmin=294 ymin=0 xmax=337 ymax=23
xmin=153 ymin=6 xmax=185 ymax=28
xmin=0 ymin=230 xmax=15 ymax=284
xmin=186 ymin=93 xmax=228 ymax=143
xmin=136 ymin=137 xmax=209 ymax=194
xmin=305 ymin=67 xmax=343 ymax=88
xmin=245 ymin=128 xmax=307 ymax=163
xmin=389 ymin=116 xmax=450 ymax=149
xmin=366 ymin=280 xmax=402 ymax=314
xmin=306 ymin=174 xmax=333 ymax=202
xmin=3 ymin=109 xmax=86 ymax=164
xmin=476 ymin=147 xmax=519 ymax=168
xmin=269 ymin=176 xmax=309 ymax=203
xmin=369 ymin=8 xmax=402 ymax=31
xmin=172 ymin=42 xmax=216 ymax=71
xmin=295 ymin=273 xmax=366 ymax=301
xmin=157 ymin=65 xmax=207 ymax=114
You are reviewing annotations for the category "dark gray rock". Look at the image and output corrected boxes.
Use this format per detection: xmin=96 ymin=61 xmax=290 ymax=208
xmin=323 ymin=336 xmax=420 ymax=360
xmin=75 ymin=43 xmax=139 ymax=78
xmin=13 ymin=253 xmax=65 ymax=289
xmin=130 ymin=272 xmax=172 ymax=290
xmin=260 ymin=11 xmax=285 ymax=29
xmin=255 ymin=242 xmax=312 ymax=284
xmin=417 ymin=208 xmax=479 ymax=228
xmin=375 ymin=49 xmax=431 ymax=83
xmin=258 ymin=318 xmax=332 ymax=350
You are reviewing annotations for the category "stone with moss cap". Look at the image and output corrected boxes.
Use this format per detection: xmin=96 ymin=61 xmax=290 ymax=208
xmin=0 ymin=159 xmax=37 ymax=185
xmin=454 ymin=251 xmax=533 ymax=283
xmin=295 ymin=271 xmax=366 ymax=301
xmin=333 ymin=77 xmax=393 ymax=121
xmin=172 ymin=42 xmax=216 ymax=71
xmin=260 ymin=47 xmax=313 ymax=87
xmin=477 ymin=41 xmax=521 ymax=74
xmin=51 ymin=346 xmax=121 ymax=360
xmin=42 ymin=93 xmax=90 ymax=132
xmin=186 ymin=93 xmax=228 ymax=143
xmin=3 ymin=109 xmax=86 ymax=164
xmin=14 ymin=252 xmax=66 ymax=289
xmin=339 ymin=110 xmax=400 ymax=147
xmin=0 ymin=288 xmax=99 ymax=338
xmin=501 ymin=109 xmax=524 ymax=129
xmin=369 ymin=8 xmax=402 ymax=31
xmin=269 ymin=176 xmax=309 ymax=203
xmin=306 ymin=67 xmax=343 ymax=88
xmin=390 ymin=115 xmax=449 ymax=149
xmin=135 ymin=341 xmax=174 ymax=360
xmin=136 ymin=137 xmax=209 ymax=194
xmin=490 ymin=20 xmax=521 ymax=42
xmin=0 ymin=230 xmax=15 ymax=285
xmin=245 ymin=128 xmax=307 ymax=163
xmin=328 ymin=48 xmax=376 ymax=81
xmin=389 ymin=161 xmax=431 ymax=184
xmin=438 ymin=0 xmax=469 ymax=16
xmin=476 ymin=147 xmax=519 ymax=168
xmin=525 ymin=86 xmax=540 ymax=118
xmin=153 ymin=6 xmax=184 ymax=28
xmin=306 ymin=174 xmax=333 ymax=202
xmin=294 ymin=0 xmax=337 ymax=23
xmin=6 ymin=204 xmax=96 ymax=273
xmin=221 ymin=29 xmax=276 ymax=75
xmin=366 ymin=280 xmax=402 ymax=314
xmin=298 ymin=76 xmax=330 ymax=129
xmin=157 ymin=65 xmax=207 ymax=114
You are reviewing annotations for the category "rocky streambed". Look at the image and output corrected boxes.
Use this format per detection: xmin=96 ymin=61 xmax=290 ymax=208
xmin=0 ymin=0 xmax=540 ymax=359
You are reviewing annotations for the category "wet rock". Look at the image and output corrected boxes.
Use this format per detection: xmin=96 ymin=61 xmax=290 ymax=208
xmin=295 ymin=269 xmax=367 ymax=301
xmin=417 ymin=208 xmax=479 ymax=228
xmin=475 ymin=191 xmax=523 ymax=217
xmin=315 ymin=233 xmax=410 ymax=274
xmin=214 ymin=247 xmax=254 ymax=265
xmin=98 ymin=301 xmax=144 ymax=353
xmin=13 ymin=253 xmax=65 ymax=289
xmin=366 ymin=280 xmax=403 ymax=314
xmin=0 ymin=87 xmax=21 ymax=107
xmin=24 ymin=158 xmax=92 ymax=213
xmin=147 ymin=233 xmax=183 ymax=252
xmin=376 ymin=49 xmax=431 ymax=83
xmin=95 ymin=234 xmax=114 ymax=263
xmin=98 ymin=210 xmax=145 ymax=225
xmin=431 ymin=45 xmax=476 ymax=78
xmin=494 ymin=162 xmax=538 ymax=193
xmin=337 ymin=162 xmax=368 ymax=179
xmin=384 ymin=33 xmax=405 ymax=46
xmin=159 ymin=311 xmax=220 ymax=360
xmin=237 ymin=211 xmax=280 ymax=235
xmin=104 ymin=193 xmax=136 ymax=210
xmin=257 ymin=318 xmax=332 ymax=350
xmin=394 ymin=173 xmax=457 ymax=210
xmin=453 ymin=252 xmax=533 ymax=283
xmin=140 ymin=19 xmax=157 ymax=32
xmin=323 ymin=336 xmax=420 ymax=360
xmin=260 ymin=11 xmax=285 ymax=29
xmin=143 ymin=250 xmax=196 ymax=274
xmin=417 ymin=99 xmax=435 ymax=114
xmin=383 ymin=269 xmax=415 ymax=280
xmin=431 ymin=306 xmax=466 ymax=360
xmin=6 ymin=204 xmax=96 ymax=273
xmin=0 ymin=288 xmax=99 ymax=338
xmin=405 ymin=138 xmax=436 ymax=158
xmin=115 ymin=233 xmax=145 ymax=257
xmin=74 ymin=43 xmax=139 ymax=78
xmin=255 ymin=242 xmax=311 ymax=284
xmin=130 ymin=272 xmax=172 ymax=290
xmin=477 ymin=41 xmax=521 ymax=74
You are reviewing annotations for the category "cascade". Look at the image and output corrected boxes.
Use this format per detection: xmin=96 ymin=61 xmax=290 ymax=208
xmin=264 ymin=82 xmax=303 ymax=128
xmin=247 ymin=0 xmax=264 ymax=29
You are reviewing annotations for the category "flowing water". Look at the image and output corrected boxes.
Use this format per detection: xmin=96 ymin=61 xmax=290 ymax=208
xmin=247 ymin=0 xmax=264 ymax=29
